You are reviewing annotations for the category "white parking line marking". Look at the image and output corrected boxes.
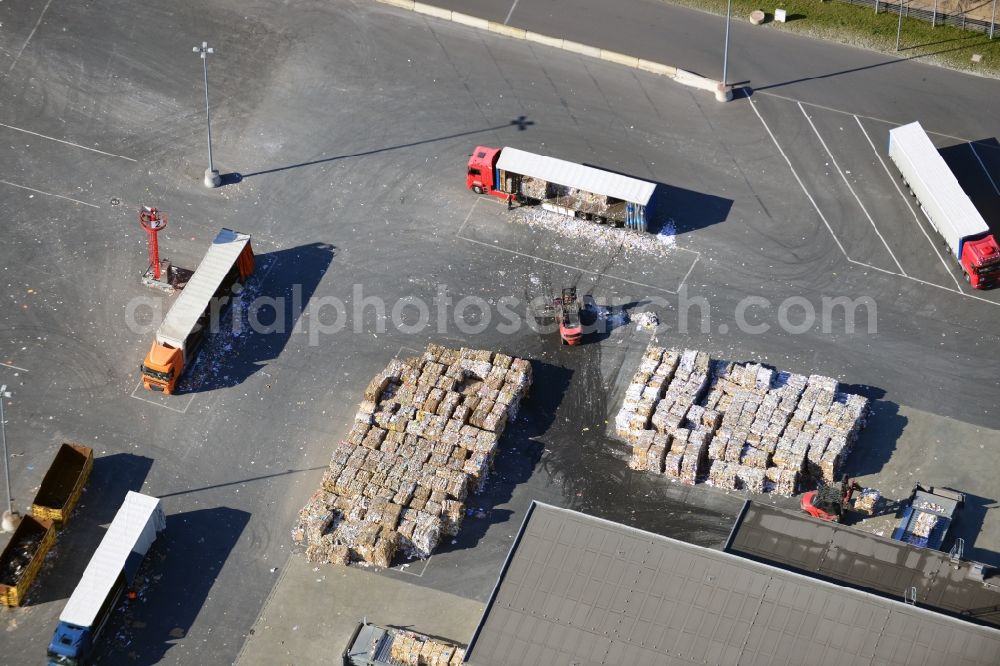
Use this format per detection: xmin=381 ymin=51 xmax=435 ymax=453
xmin=968 ymin=143 xmax=1000 ymax=197
xmin=798 ymin=102 xmax=906 ymax=276
xmin=854 ymin=115 xmax=961 ymax=291
xmin=6 ymin=0 xmax=53 ymax=76
xmin=393 ymin=555 xmax=432 ymax=576
xmin=751 ymin=98 xmax=1000 ymax=308
xmin=0 ymin=362 xmax=29 ymax=373
xmin=0 ymin=179 xmax=100 ymax=208
xmin=503 ymin=0 xmax=520 ymax=25
xmin=760 ymin=91 xmax=970 ymax=143
xmin=748 ymin=98 xmax=847 ymax=256
xmin=129 ymin=380 xmax=196 ymax=413
xmin=456 ymin=198 xmax=699 ymax=295
xmin=0 ymin=122 xmax=138 ymax=162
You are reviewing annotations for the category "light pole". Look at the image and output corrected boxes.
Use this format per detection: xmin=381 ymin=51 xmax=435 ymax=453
xmin=718 ymin=0 xmax=734 ymax=102
xmin=991 ymin=0 xmax=996 ymax=39
xmin=0 ymin=385 xmax=19 ymax=533
xmin=896 ymin=0 xmax=905 ymax=51
xmin=193 ymin=42 xmax=221 ymax=188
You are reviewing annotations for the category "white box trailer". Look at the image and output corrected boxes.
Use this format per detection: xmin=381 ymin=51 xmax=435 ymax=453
xmin=47 ymin=492 xmax=166 ymax=665
xmin=140 ymin=228 xmax=255 ymax=393
xmin=888 ymin=122 xmax=1000 ymax=288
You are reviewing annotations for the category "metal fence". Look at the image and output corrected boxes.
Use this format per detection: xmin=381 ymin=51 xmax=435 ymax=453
xmin=838 ymin=0 xmax=996 ymax=34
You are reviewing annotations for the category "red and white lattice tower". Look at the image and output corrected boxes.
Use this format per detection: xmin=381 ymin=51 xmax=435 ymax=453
xmin=139 ymin=206 xmax=167 ymax=280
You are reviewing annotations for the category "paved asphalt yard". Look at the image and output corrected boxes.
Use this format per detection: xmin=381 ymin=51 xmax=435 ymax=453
xmin=1 ymin=0 xmax=999 ymax=664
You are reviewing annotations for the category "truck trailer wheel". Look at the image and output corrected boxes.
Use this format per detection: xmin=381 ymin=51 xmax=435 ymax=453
xmin=473 ymin=185 xmax=484 ymax=195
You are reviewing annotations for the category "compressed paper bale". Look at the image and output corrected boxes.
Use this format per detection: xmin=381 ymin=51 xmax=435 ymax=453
xmin=364 ymin=375 xmax=392 ymax=402
xmin=820 ymin=440 xmax=847 ymax=483
xmin=755 ymin=366 xmax=774 ymax=391
xmin=368 ymin=531 xmax=400 ymax=568
xmin=344 ymin=424 xmax=369 ymax=449
xmin=700 ymin=409 xmax=722 ymax=432
xmin=723 ymin=441 xmax=744 ymax=464
xmin=669 ymin=428 xmax=690 ymax=454
xmin=645 ymin=445 xmax=667 ymax=474
xmin=736 ymin=466 xmax=766 ymax=494
xmin=707 ymin=436 xmax=727 ymax=461
xmin=677 ymin=349 xmax=698 ymax=378
xmin=680 ymin=438 xmax=708 ymax=484
xmin=362 ymin=427 xmax=388 ymax=450
xmin=709 ymin=460 xmax=737 ymax=490
xmin=854 ymin=488 xmax=881 ymax=515
xmin=629 ymin=443 xmax=650 ymax=471
xmin=739 ymin=446 xmax=769 ymax=469
xmin=684 ymin=404 xmax=705 ymax=430
xmin=912 ymin=512 xmax=939 ymax=538
xmin=650 ymin=405 xmax=671 ymax=434
xmin=639 ymin=351 xmax=662 ymax=374
xmin=663 ymin=453 xmax=683 ymax=478
xmin=411 ymin=521 xmax=441 ymax=558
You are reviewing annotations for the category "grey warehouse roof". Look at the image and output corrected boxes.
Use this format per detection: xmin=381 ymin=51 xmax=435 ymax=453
xmin=464 ymin=501 xmax=1000 ymax=666
xmin=496 ymin=147 xmax=656 ymax=206
xmin=724 ymin=501 xmax=1000 ymax=629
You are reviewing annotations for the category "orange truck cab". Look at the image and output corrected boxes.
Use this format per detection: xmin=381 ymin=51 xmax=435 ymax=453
xmin=141 ymin=228 xmax=254 ymax=394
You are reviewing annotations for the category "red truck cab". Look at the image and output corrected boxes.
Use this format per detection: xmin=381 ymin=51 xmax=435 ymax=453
xmin=962 ymin=235 xmax=1000 ymax=289
xmin=467 ymin=147 xmax=509 ymax=200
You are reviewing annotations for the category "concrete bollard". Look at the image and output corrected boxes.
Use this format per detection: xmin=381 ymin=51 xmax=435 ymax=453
xmin=2 ymin=510 xmax=22 ymax=533
xmin=204 ymin=168 xmax=222 ymax=188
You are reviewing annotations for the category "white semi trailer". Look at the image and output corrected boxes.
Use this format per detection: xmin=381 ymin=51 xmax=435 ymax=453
xmin=888 ymin=121 xmax=1000 ymax=289
xmin=47 ymin=492 xmax=166 ymax=666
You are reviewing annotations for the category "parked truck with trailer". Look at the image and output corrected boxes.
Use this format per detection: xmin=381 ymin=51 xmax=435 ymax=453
xmin=466 ymin=146 xmax=656 ymax=232
xmin=47 ymin=491 xmax=165 ymax=666
xmin=141 ymin=228 xmax=254 ymax=394
xmin=888 ymin=121 xmax=1000 ymax=288
xmin=31 ymin=443 xmax=94 ymax=527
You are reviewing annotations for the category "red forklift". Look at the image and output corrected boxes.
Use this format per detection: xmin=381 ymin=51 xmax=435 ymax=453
xmin=557 ymin=287 xmax=582 ymax=345
xmin=800 ymin=475 xmax=862 ymax=523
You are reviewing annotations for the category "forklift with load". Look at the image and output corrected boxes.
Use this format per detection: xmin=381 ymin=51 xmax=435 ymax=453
xmin=557 ymin=287 xmax=582 ymax=346
xmin=800 ymin=475 xmax=862 ymax=523
xmin=526 ymin=277 xmax=582 ymax=346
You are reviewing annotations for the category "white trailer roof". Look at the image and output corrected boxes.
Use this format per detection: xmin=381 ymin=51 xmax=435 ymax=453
xmin=496 ymin=147 xmax=656 ymax=206
xmin=889 ymin=122 xmax=989 ymax=239
xmin=156 ymin=228 xmax=251 ymax=349
xmin=60 ymin=492 xmax=165 ymax=628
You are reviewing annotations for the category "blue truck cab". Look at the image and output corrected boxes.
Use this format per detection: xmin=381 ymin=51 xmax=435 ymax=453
xmin=47 ymin=623 xmax=90 ymax=666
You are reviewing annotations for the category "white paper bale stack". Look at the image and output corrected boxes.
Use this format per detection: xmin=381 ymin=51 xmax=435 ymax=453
xmin=615 ymin=349 xmax=870 ymax=497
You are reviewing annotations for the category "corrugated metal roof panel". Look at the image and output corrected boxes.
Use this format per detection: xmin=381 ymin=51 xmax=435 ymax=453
xmin=495 ymin=148 xmax=656 ymax=206
xmin=464 ymin=502 xmax=1000 ymax=666
xmin=59 ymin=492 xmax=164 ymax=627
xmin=727 ymin=502 xmax=1000 ymax=629
xmin=156 ymin=228 xmax=251 ymax=351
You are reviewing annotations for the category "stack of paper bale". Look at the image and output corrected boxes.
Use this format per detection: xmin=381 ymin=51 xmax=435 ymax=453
xmin=389 ymin=629 xmax=467 ymax=666
xmin=293 ymin=344 xmax=531 ymax=566
xmin=615 ymin=346 xmax=870 ymax=496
